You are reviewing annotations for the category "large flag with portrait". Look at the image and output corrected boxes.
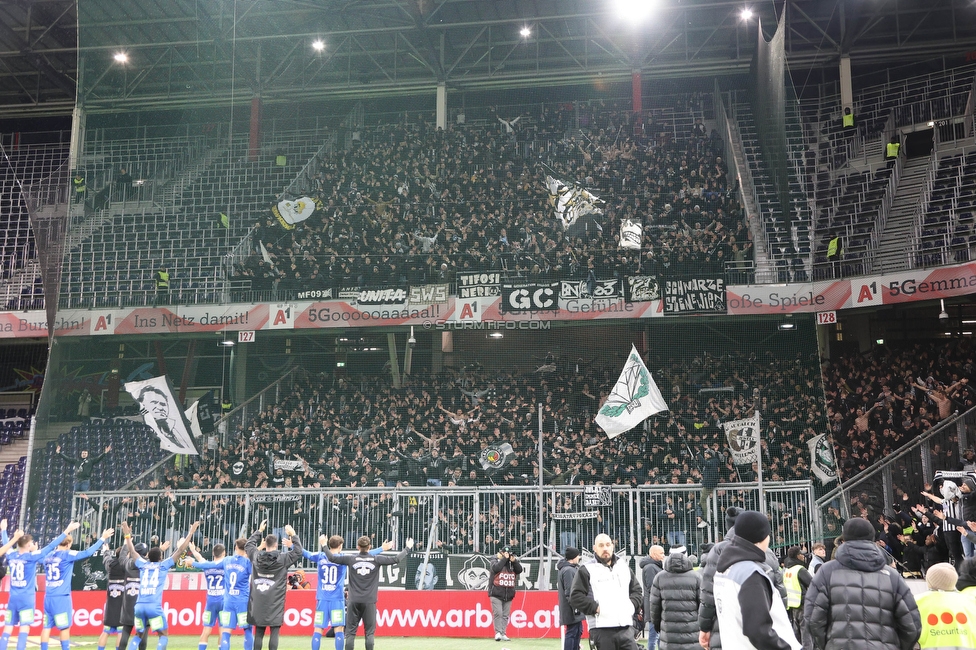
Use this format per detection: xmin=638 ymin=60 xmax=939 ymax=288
xmin=272 ymin=196 xmax=323 ymax=230
xmin=124 ymin=375 xmax=199 ymax=455
xmin=595 ymin=344 xmax=669 ymax=438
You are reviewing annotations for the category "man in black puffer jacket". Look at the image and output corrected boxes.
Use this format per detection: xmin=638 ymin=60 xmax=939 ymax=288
xmin=803 ymin=518 xmax=920 ymax=650
xmin=698 ymin=507 xmax=785 ymax=649
xmin=640 ymin=545 xmax=665 ymax=649
xmin=649 ymin=547 xmax=701 ymax=650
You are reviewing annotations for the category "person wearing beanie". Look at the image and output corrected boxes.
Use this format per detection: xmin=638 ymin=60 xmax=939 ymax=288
xmin=640 ymin=545 xmax=665 ymax=650
xmin=804 ymin=516 xmax=921 ymax=650
xmin=782 ymin=546 xmax=812 ymax=645
xmin=916 ymin=562 xmax=976 ymax=649
xmin=557 ymin=548 xmax=584 ymax=650
xmin=712 ymin=510 xmax=801 ymax=650
xmin=649 ymin=547 xmax=701 ymax=650
xmin=698 ymin=507 xmax=785 ymax=650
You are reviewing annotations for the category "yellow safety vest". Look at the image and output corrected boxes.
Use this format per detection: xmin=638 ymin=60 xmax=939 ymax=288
xmin=156 ymin=271 xmax=170 ymax=289
xmin=783 ymin=566 xmax=803 ymax=609
xmin=843 ymin=113 xmax=855 ymax=128
xmin=886 ymin=142 xmax=901 ymax=158
xmin=73 ymin=177 xmax=86 ymax=193
xmin=827 ymin=237 xmax=841 ymax=259
xmin=917 ymin=590 xmax=976 ymax=649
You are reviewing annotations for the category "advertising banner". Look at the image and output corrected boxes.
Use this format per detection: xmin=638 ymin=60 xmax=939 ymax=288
xmin=17 ymin=590 xmax=564 ymax=638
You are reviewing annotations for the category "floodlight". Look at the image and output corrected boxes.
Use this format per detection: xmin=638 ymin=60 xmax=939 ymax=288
xmin=740 ymin=7 xmax=754 ymax=20
xmin=312 ymin=40 xmax=325 ymax=52
xmin=520 ymin=27 xmax=532 ymax=38
xmin=114 ymin=52 xmax=128 ymax=63
xmin=612 ymin=0 xmax=655 ymax=22
xmin=778 ymin=322 xmax=795 ymax=331
xmin=489 ymin=332 xmax=504 ymax=339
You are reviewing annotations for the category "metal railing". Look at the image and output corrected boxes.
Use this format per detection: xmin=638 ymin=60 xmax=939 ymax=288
xmin=72 ymin=480 xmax=816 ymax=560
xmin=816 ymin=405 xmax=976 ymax=525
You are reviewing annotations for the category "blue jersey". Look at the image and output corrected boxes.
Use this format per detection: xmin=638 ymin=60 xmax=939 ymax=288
xmin=303 ymin=547 xmax=382 ymax=604
xmin=133 ymin=556 xmax=176 ymax=607
xmin=43 ymin=539 xmax=105 ymax=598
xmin=6 ymin=534 xmax=67 ymax=599
xmin=219 ymin=555 xmax=252 ymax=606
xmin=303 ymin=550 xmax=347 ymax=603
xmin=192 ymin=557 xmax=227 ymax=601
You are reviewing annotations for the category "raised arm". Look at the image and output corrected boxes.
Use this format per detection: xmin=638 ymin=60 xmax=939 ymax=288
xmin=172 ymin=521 xmax=201 ymax=560
xmin=0 ymin=529 xmax=23 ymax=556
xmin=244 ymin=520 xmax=267 ymax=560
xmin=282 ymin=525 xmax=304 ymax=565
xmin=74 ymin=528 xmax=115 ymax=560
xmin=38 ymin=522 xmax=79 ymax=557
xmin=0 ymin=518 xmax=7 ymax=545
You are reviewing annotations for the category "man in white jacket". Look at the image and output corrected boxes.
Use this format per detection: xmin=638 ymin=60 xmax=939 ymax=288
xmin=569 ymin=534 xmax=642 ymax=650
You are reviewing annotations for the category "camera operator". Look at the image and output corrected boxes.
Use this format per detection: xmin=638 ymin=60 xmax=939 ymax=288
xmin=488 ymin=545 xmax=523 ymax=642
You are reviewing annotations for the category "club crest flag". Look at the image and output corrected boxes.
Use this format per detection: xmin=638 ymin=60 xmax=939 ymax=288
xmin=272 ymin=196 xmax=323 ymax=230
xmin=595 ymin=344 xmax=669 ymax=438
xmin=124 ymin=375 xmax=199 ymax=455
xmin=479 ymin=442 xmax=515 ymax=471
xmin=807 ymin=433 xmax=838 ymax=484
xmin=722 ymin=412 xmax=761 ymax=465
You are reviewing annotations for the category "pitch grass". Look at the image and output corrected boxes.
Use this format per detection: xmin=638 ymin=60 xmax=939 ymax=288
xmin=63 ymin=636 xmax=561 ymax=649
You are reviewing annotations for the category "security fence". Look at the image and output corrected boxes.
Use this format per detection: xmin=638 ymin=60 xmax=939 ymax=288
xmin=72 ymin=481 xmax=815 ymax=563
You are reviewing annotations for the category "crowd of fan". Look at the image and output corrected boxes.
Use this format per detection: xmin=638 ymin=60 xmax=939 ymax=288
xmin=821 ymin=338 xmax=976 ymax=478
xmin=125 ymin=345 xmax=826 ymax=554
xmin=233 ymin=97 xmax=752 ymax=293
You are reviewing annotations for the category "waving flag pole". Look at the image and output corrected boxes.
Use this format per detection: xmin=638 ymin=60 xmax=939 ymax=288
xmin=595 ymin=344 xmax=669 ymax=438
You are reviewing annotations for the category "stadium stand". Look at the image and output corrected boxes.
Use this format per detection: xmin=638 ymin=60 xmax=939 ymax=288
xmin=0 ymin=140 xmax=69 ymax=310
xmin=28 ymin=420 xmax=169 ymax=543
xmin=232 ymin=97 xmax=748 ymax=298
xmin=913 ymin=147 xmax=976 ymax=267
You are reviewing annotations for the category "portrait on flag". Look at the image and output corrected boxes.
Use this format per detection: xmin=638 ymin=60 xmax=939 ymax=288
xmin=124 ymin=375 xmax=198 ymax=455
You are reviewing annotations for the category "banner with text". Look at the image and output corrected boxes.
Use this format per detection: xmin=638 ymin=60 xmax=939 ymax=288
xmin=664 ymin=278 xmax=726 ymax=314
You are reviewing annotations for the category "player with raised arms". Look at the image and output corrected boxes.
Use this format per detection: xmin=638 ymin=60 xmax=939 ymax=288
xmin=120 ymin=520 xmax=200 ymax=650
xmin=186 ymin=539 xmax=254 ymax=650
xmin=186 ymin=543 xmax=227 ymax=650
xmin=40 ymin=526 xmax=115 ymax=650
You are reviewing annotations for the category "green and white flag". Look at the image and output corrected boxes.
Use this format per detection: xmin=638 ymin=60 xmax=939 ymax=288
xmin=807 ymin=432 xmax=838 ymax=484
xmin=595 ymin=344 xmax=669 ymax=438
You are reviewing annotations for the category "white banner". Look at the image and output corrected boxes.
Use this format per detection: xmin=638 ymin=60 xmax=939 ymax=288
xmin=124 ymin=376 xmax=198 ymax=455
xmin=722 ymin=413 xmax=761 ymax=465
xmin=619 ymin=219 xmax=642 ymax=249
xmin=274 ymin=459 xmax=306 ymax=472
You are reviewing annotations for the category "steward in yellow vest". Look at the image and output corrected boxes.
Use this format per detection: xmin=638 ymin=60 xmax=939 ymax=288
xmin=783 ymin=546 xmax=812 ymax=638
xmin=886 ymin=137 xmax=901 ymax=159
xmin=843 ymin=107 xmax=855 ymax=128
xmin=916 ymin=563 xmax=976 ymax=649
xmin=826 ymin=236 xmax=842 ymax=261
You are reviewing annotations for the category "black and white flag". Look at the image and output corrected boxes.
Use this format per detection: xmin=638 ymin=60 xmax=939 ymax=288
xmin=124 ymin=375 xmax=199 ymax=455
xmin=722 ymin=412 xmax=760 ymax=465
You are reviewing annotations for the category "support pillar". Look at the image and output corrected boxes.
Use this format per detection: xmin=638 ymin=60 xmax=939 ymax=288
xmin=387 ymin=333 xmax=402 ymax=389
xmin=632 ymin=69 xmax=643 ymax=123
xmin=436 ymin=82 xmax=447 ymax=131
xmin=69 ymin=104 xmax=86 ymax=175
xmin=249 ymin=95 xmax=262 ymax=162
xmin=232 ymin=342 xmax=248 ymax=406
xmin=840 ymin=56 xmax=853 ymax=117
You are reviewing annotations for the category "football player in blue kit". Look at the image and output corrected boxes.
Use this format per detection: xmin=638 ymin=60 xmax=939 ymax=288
xmin=0 ymin=521 xmax=79 ymax=650
xmin=303 ymin=535 xmax=389 ymax=650
xmin=40 ymin=526 xmax=116 ymax=650
xmin=120 ymin=520 xmax=200 ymax=650
xmin=187 ymin=543 xmax=227 ymax=650
xmin=187 ymin=538 xmax=253 ymax=650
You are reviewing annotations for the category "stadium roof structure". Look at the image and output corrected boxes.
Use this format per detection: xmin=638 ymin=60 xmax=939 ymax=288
xmin=1 ymin=0 xmax=976 ymax=118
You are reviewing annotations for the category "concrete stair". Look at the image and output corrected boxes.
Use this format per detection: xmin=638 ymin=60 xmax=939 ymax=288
xmin=873 ymin=157 xmax=931 ymax=274
xmin=0 ymin=438 xmax=28 ymax=471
